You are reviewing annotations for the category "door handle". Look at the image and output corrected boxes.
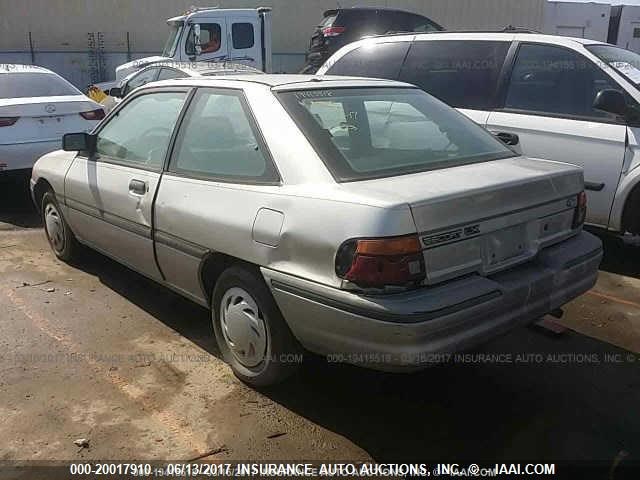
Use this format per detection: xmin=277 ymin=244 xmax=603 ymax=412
xmin=129 ymin=179 xmax=147 ymax=195
xmin=495 ymin=131 xmax=520 ymax=146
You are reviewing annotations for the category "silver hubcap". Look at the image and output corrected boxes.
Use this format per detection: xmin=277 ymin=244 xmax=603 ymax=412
xmin=44 ymin=203 xmax=65 ymax=252
xmin=220 ymin=287 xmax=268 ymax=368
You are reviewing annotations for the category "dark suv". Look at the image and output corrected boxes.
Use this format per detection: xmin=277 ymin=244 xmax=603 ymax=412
xmin=301 ymin=7 xmax=443 ymax=73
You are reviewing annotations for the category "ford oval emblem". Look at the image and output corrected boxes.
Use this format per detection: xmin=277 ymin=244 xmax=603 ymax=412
xmin=45 ymin=104 xmax=56 ymax=113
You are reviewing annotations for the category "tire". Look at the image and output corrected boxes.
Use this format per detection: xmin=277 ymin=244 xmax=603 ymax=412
xmin=41 ymin=191 xmax=79 ymax=262
xmin=212 ymin=264 xmax=302 ymax=387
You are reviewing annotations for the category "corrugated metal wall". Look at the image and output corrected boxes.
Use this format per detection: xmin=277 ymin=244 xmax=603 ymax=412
xmin=0 ymin=0 xmax=546 ymax=85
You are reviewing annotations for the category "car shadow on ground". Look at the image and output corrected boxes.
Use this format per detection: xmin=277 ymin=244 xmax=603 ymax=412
xmin=591 ymin=228 xmax=640 ymax=279
xmin=0 ymin=172 xmax=42 ymax=229
xmin=5 ymin=189 xmax=639 ymax=467
xmin=68 ymin=245 xmax=640 ymax=467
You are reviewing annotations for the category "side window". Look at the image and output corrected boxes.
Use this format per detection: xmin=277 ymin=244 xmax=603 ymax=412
xmin=232 ymin=23 xmax=255 ymax=49
xmin=96 ymin=92 xmax=186 ymax=168
xmin=399 ymin=40 xmax=510 ymax=110
xmin=186 ymin=23 xmax=222 ymax=55
xmin=124 ymin=67 xmax=160 ymax=96
xmin=169 ymin=89 xmax=278 ymax=182
xmin=325 ymin=42 xmax=410 ymax=80
xmin=505 ymin=43 xmax=622 ymax=120
xmin=157 ymin=68 xmax=188 ymax=81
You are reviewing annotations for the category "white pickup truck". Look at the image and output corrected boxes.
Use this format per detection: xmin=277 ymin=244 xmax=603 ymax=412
xmin=98 ymin=7 xmax=272 ymax=91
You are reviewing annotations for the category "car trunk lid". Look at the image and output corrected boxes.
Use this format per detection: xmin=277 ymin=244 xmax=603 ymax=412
xmin=0 ymin=96 xmax=101 ymax=144
xmin=345 ymin=157 xmax=584 ymax=284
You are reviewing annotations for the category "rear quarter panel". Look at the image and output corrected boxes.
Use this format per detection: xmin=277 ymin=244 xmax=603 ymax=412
xmin=154 ymin=176 xmax=416 ymax=288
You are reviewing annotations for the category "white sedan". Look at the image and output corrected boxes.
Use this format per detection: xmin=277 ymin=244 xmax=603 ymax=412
xmin=0 ymin=64 xmax=104 ymax=175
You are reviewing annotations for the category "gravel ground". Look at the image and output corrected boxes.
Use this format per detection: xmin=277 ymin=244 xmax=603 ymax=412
xmin=1 ymin=176 xmax=639 ymax=465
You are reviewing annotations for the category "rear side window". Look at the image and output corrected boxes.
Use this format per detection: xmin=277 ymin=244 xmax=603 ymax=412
xmin=169 ymin=89 xmax=278 ymax=183
xmin=399 ymin=40 xmax=510 ymax=110
xmin=505 ymin=43 xmax=623 ymax=120
xmin=325 ymin=42 xmax=410 ymax=79
xmin=232 ymin=23 xmax=255 ymax=49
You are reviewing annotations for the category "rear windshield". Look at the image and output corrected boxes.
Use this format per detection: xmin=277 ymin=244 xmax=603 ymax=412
xmin=0 ymin=72 xmax=80 ymax=99
xmin=277 ymin=87 xmax=514 ymax=182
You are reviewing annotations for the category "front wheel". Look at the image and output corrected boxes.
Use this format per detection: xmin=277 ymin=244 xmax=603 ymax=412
xmin=41 ymin=191 xmax=78 ymax=262
xmin=212 ymin=265 xmax=302 ymax=387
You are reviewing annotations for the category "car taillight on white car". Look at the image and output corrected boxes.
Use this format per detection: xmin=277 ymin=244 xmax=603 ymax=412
xmin=572 ymin=191 xmax=587 ymax=229
xmin=335 ymin=234 xmax=426 ymax=288
xmin=0 ymin=117 xmax=19 ymax=127
xmin=79 ymin=109 xmax=105 ymax=121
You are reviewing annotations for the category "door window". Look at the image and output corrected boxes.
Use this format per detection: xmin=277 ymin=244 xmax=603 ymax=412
xmin=96 ymin=92 xmax=186 ymax=169
xmin=399 ymin=40 xmax=510 ymax=109
xmin=505 ymin=43 xmax=622 ymax=120
xmin=169 ymin=89 xmax=278 ymax=182
xmin=157 ymin=68 xmax=189 ymax=81
xmin=325 ymin=42 xmax=410 ymax=79
xmin=232 ymin=23 xmax=255 ymax=49
xmin=186 ymin=23 xmax=222 ymax=55
xmin=124 ymin=67 xmax=160 ymax=96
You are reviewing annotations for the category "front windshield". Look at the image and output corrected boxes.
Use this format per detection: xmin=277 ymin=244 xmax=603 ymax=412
xmin=162 ymin=22 xmax=183 ymax=57
xmin=586 ymin=44 xmax=640 ymax=85
xmin=278 ymin=87 xmax=514 ymax=182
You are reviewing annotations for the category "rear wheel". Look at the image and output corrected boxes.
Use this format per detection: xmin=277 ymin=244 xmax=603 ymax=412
xmin=41 ymin=191 xmax=78 ymax=262
xmin=211 ymin=265 xmax=302 ymax=387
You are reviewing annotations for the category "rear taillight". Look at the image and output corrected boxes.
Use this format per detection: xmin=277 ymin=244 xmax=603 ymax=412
xmin=572 ymin=191 xmax=587 ymax=228
xmin=322 ymin=26 xmax=346 ymax=37
xmin=335 ymin=234 xmax=425 ymax=288
xmin=79 ymin=109 xmax=105 ymax=121
xmin=0 ymin=117 xmax=19 ymax=127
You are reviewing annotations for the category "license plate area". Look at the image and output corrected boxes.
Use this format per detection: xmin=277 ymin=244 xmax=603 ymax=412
xmin=483 ymin=224 xmax=530 ymax=273
xmin=36 ymin=116 xmax=66 ymax=136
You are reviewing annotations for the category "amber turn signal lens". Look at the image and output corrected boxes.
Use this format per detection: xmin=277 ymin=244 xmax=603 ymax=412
xmin=355 ymin=235 xmax=422 ymax=256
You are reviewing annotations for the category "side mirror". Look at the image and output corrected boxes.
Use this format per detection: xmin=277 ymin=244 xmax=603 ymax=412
xmin=593 ymin=89 xmax=627 ymax=116
xmin=109 ymin=86 xmax=123 ymax=98
xmin=63 ymin=132 xmax=96 ymax=154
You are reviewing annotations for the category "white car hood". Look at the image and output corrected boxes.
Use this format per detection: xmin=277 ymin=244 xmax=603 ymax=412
xmin=115 ymin=56 xmax=171 ymax=81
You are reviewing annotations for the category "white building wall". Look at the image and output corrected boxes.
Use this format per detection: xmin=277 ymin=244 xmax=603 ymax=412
xmin=543 ymin=1 xmax=612 ymax=41
xmin=0 ymin=0 xmax=547 ymax=83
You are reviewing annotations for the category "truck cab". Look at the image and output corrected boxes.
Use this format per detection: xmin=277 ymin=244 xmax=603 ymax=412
xmin=113 ymin=7 xmax=272 ymax=83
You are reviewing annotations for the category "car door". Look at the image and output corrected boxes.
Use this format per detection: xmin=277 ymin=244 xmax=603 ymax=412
xmin=63 ymin=88 xmax=189 ymax=280
xmin=184 ymin=19 xmax=228 ymax=62
xmin=398 ymin=39 xmax=512 ymax=126
xmin=486 ymin=42 xmax=627 ymax=228
xmin=154 ymin=87 xmax=280 ymax=304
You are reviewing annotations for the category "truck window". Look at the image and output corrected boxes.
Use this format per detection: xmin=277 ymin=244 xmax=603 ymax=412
xmin=325 ymin=42 xmax=410 ymax=80
xmin=232 ymin=23 xmax=255 ymax=49
xmin=399 ymin=40 xmax=510 ymax=110
xmin=186 ymin=23 xmax=222 ymax=55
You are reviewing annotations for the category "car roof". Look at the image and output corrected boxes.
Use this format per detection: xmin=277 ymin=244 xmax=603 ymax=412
xmin=153 ymin=74 xmax=412 ymax=90
xmin=0 ymin=64 xmax=55 ymax=75
xmin=363 ymin=30 xmax=611 ymax=47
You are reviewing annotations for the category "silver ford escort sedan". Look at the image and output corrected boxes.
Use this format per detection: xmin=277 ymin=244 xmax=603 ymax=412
xmin=31 ymin=75 xmax=603 ymax=386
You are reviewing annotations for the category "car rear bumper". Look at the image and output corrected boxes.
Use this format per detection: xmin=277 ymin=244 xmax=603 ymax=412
xmin=261 ymin=231 xmax=602 ymax=371
xmin=0 ymin=140 xmax=59 ymax=172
